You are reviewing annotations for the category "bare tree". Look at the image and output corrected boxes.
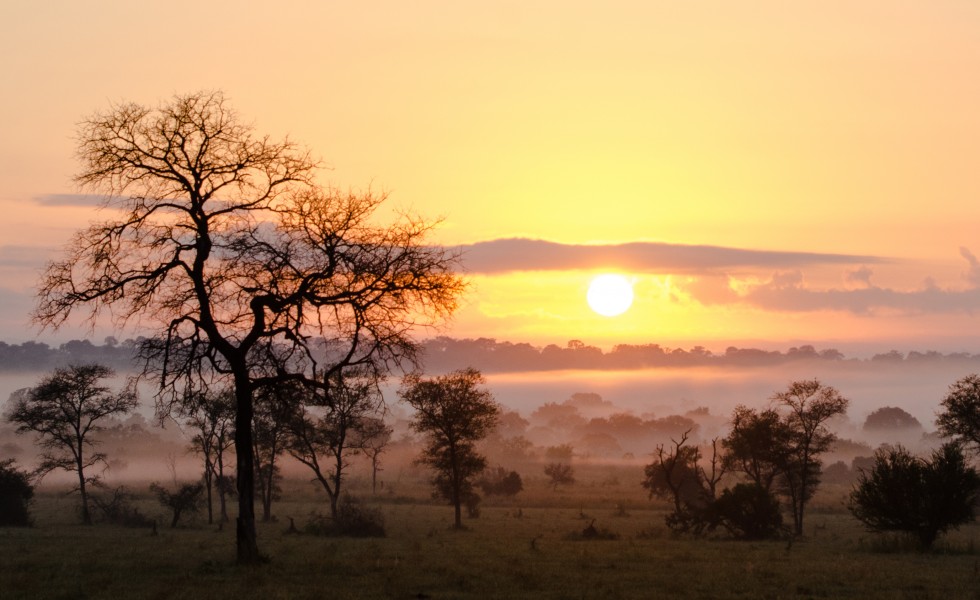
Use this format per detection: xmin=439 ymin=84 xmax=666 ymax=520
xmin=180 ymin=387 xmax=235 ymax=524
xmin=34 ymin=91 xmax=464 ymax=562
xmin=358 ymin=416 xmax=393 ymax=494
xmin=6 ymin=364 xmax=137 ymax=524
xmin=287 ymin=371 xmax=383 ymax=519
xmin=399 ymin=368 xmax=500 ymax=529
xmin=253 ymin=380 xmax=301 ymax=522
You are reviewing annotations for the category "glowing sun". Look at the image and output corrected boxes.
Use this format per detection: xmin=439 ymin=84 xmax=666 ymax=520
xmin=586 ymin=274 xmax=634 ymax=317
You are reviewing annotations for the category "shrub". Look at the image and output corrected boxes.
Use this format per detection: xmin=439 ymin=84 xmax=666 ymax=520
xmin=477 ymin=467 xmax=523 ymax=497
xmin=92 ymin=485 xmax=154 ymax=528
xmin=713 ymin=483 xmax=784 ymax=540
xmin=305 ymin=495 xmax=386 ymax=538
xmin=0 ymin=459 xmax=33 ymax=527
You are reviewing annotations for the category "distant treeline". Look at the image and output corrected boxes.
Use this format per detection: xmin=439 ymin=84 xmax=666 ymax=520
xmin=2 ymin=336 xmax=980 ymax=373
xmin=0 ymin=338 xmax=137 ymax=372
xmin=420 ymin=337 xmax=980 ymax=373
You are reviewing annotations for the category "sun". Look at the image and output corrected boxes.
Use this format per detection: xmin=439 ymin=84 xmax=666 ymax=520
xmin=586 ymin=274 xmax=634 ymax=317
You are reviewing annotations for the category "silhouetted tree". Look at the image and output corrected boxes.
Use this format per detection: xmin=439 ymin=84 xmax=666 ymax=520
xmin=6 ymin=365 xmax=137 ymax=524
xmin=150 ymin=481 xmax=205 ymax=528
xmin=544 ymin=462 xmax=576 ymax=490
xmin=253 ymin=381 xmax=301 ymax=522
xmin=863 ymin=406 xmax=922 ymax=431
xmin=287 ymin=371 xmax=383 ymax=519
xmin=775 ymin=380 xmax=849 ymax=536
xmin=180 ymin=388 xmax=235 ymax=524
xmin=642 ymin=431 xmax=722 ymax=534
xmin=723 ymin=406 xmax=792 ymax=492
xmin=358 ymin=417 xmax=393 ymax=494
xmin=400 ymin=369 xmax=500 ymax=528
xmin=937 ymin=374 xmax=980 ymax=454
xmin=0 ymin=459 xmax=34 ymax=526
xmin=849 ymin=443 xmax=980 ymax=549
xmin=35 ymin=91 xmax=464 ymax=562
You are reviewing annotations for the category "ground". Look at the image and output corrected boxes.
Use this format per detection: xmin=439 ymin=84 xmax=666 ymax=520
xmin=1 ymin=468 xmax=979 ymax=599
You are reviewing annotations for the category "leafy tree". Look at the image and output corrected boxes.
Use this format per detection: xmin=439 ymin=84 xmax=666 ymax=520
xmin=287 ymin=372 xmax=383 ymax=519
xmin=150 ymin=481 xmax=205 ymax=528
xmin=544 ymin=462 xmax=576 ymax=490
xmin=399 ymin=368 xmax=500 ymax=528
xmin=774 ymin=379 xmax=849 ymax=536
xmin=6 ymin=365 xmax=137 ymax=524
xmin=849 ymin=443 xmax=980 ymax=549
xmin=723 ymin=406 xmax=792 ymax=492
xmin=937 ymin=374 xmax=980 ymax=454
xmin=0 ymin=459 xmax=34 ymax=526
xmin=863 ymin=406 xmax=922 ymax=431
xmin=34 ymin=91 xmax=464 ymax=562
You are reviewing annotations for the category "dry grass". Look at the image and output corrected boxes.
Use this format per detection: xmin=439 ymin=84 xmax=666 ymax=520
xmin=2 ymin=472 xmax=980 ymax=599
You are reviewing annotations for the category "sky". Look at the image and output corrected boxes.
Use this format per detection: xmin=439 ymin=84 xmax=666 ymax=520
xmin=2 ymin=1 xmax=980 ymax=355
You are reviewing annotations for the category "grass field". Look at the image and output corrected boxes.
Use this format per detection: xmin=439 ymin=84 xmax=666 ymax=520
xmin=3 ymin=470 xmax=980 ymax=599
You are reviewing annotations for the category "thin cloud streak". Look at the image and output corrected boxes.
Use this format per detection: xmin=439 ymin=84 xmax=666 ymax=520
xmin=458 ymin=238 xmax=888 ymax=274
xmin=33 ymin=194 xmax=107 ymax=207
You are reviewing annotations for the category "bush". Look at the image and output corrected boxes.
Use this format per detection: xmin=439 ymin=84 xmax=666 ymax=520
xmin=305 ymin=495 xmax=385 ymax=538
xmin=92 ymin=485 xmax=154 ymax=528
xmin=477 ymin=467 xmax=523 ymax=497
xmin=713 ymin=483 xmax=784 ymax=540
xmin=849 ymin=442 xmax=980 ymax=549
xmin=0 ymin=459 xmax=33 ymax=527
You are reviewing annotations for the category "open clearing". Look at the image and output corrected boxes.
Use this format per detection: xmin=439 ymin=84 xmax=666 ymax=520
xmin=3 ymin=473 xmax=980 ymax=599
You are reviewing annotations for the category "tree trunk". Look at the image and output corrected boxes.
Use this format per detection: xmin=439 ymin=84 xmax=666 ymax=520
xmin=217 ymin=451 xmax=228 ymax=523
xmin=234 ymin=375 xmax=261 ymax=564
xmin=77 ymin=458 xmax=91 ymax=526
xmin=371 ymin=455 xmax=378 ymax=494
xmin=205 ymin=464 xmax=214 ymax=525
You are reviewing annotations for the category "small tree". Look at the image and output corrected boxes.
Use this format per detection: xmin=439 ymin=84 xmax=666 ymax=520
xmin=7 ymin=365 xmax=137 ymax=524
xmin=772 ymin=380 xmax=848 ymax=536
xmin=0 ymin=459 xmax=34 ymax=526
xmin=849 ymin=443 xmax=980 ymax=549
xmin=400 ymin=368 xmax=500 ymax=528
xmin=358 ymin=417 xmax=393 ymax=494
xmin=288 ymin=372 xmax=383 ymax=519
xmin=180 ymin=388 xmax=235 ymax=524
xmin=937 ymin=374 xmax=980 ymax=454
xmin=544 ymin=463 xmax=576 ymax=490
xmin=253 ymin=381 xmax=300 ymax=522
xmin=150 ymin=481 xmax=205 ymax=528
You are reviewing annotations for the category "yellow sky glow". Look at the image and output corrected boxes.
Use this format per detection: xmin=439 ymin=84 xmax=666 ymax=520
xmin=1 ymin=1 xmax=980 ymax=352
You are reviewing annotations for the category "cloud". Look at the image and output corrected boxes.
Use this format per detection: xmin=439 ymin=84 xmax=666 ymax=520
xmin=458 ymin=238 xmax=887 ymax=274
xmin=960 ymin=247 xmax=980 ymax=287
xmin=687 ymin=254 xmax=980 ymax=315
xmin=33 ymin=194 xmax=107 ymax=207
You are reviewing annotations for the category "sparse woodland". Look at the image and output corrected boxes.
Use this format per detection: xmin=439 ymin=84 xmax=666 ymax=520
xmin=5 ymin=93 xmax=980 ymax=598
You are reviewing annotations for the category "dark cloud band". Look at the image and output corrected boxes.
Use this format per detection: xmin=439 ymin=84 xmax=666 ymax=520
xmin=457 ymin=238 xmax=886 ymax=274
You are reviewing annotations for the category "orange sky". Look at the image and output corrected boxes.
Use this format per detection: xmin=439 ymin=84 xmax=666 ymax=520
xmin=2 ymin=1 xmax=980 ymax=353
